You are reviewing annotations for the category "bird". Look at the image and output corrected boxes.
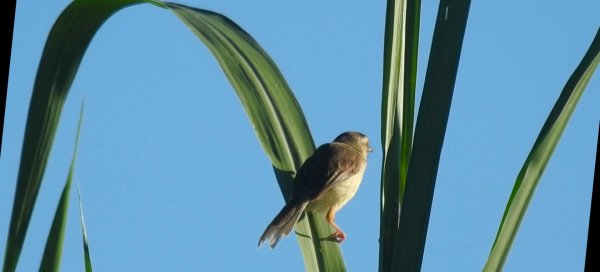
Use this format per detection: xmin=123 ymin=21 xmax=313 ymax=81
xmin=258 ymin=131 xmax=372 ymax=249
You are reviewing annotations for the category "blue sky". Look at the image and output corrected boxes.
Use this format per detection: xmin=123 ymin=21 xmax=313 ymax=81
xmin=2 ymin=0 xmax=598 ymax=271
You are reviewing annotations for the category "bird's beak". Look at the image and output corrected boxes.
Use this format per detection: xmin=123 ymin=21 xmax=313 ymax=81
xmin=368 ymin=146 xmax=373 ymax=153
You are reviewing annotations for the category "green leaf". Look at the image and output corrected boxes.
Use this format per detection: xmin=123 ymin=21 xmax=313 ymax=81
xmin=165 ymin=4 xmax=345 ymax=271
xmin=77 ymin=182 xmax=93 ymax=272
xmin=38 ymin=169 xmax=71 ymax=272
xmin=378 ymin=0 xmax=420 ymax=271
xmin=39 ymin=102 xmax=84 ymax=272
xmin=484 ymin=28 xmax=600 ymax=272
xmin=3 ymin=1 xmax=150 ymax=271
xmin=3 ymin=1 xmax=343 ymax=271
xmin=392 ymin=1 xmax=470 ymax=271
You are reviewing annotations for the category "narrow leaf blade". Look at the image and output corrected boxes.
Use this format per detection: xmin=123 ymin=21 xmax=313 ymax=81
xmin=77 ymin=182 xmax=93 ymax=272
xmin=378 ymin=0 xmax=420 ymax=271
xmin=5 ymin=1 xmax=344 ymax=271
xmin=392 ymin=1 xmax=471 ymax=270
xmin=2 ymin=1 xmax=150 ymax=270
xmin=165 ymin=3 xmax=345 ymax=270
xmin=39 ymin=101 xmax=84 ymax=272
xmin=484 ymin=28 xmax=600 ymax=271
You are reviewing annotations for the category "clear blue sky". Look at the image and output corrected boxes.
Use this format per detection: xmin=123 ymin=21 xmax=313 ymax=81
xmin=2 ymin=0 xmax=598 ymax=271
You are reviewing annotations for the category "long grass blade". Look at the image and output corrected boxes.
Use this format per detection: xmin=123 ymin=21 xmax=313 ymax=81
xmin=3 ymin=0 xmax=343 ymax=271
xmin=2 ymin=1 xmax=154 ymax=270
xmin=392 ymin=1 xmax=470 ymax=271
xmin=38 ymin=160 xmax=71 ymax=272
xmin=77 ymin=182 xmax=93 ymax=272
xmin=39 ymin=102 xmax=84 ymax=272
xmin=484 ymin=28 xmax=600 ymax=272
xmin=165 ymin=3 xmax=344 ymax=270
xmin=379 ymin=0 xmax=420 ymax=271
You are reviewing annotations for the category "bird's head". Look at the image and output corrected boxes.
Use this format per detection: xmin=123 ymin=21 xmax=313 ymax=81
xmin=334 ymin=131 xmax=373 ymax=155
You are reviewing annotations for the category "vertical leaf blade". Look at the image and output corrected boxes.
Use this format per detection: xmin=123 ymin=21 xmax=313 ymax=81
xmin=39 ymin=102 xmax=84 ymax=272
xmin=392 ymin=1 xmax=471 ymax=271
xmin=38 ymin=177 xmax=71 ymax=272
xmin=77 ymin=182 xmax=93 ymax=272
xmin=484 ymin=28 xmax=600 ymax=271
xmin=379 ymin=0 xmax=420 ymax=271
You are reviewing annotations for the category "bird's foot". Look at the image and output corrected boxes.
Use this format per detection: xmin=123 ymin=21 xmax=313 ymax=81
xmin=328 ymin=230 xmax=346 ymax=243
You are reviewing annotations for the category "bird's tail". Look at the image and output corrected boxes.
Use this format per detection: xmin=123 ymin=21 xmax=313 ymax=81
xmin=258 ymin=199 xmax=308 ymax=249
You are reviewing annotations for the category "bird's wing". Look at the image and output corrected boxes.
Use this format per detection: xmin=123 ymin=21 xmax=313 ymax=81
xmin=293 ymin=142 xmax=364 ymax=200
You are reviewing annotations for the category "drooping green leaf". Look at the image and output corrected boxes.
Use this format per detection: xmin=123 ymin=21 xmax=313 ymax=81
xmin=3 ymin=1 xmax=153 ymax=270
xmin=378 ymin=0 xmax=420 ymax=271
xmin=484 ymin=28 xmax=600 ymax=272
xmin=392 ymin=1 xmax=470 ymax=271
xmin=39 ymin=102 xmax=84 ymax=272
xmin=3 ymin=1 xmax=343 ymax=271
xmin=165 ymin=4 xmax=344 ymax=270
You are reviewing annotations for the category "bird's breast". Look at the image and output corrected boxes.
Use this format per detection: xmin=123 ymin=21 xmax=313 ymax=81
xmin=307 ymin=162 xmax=367 ymax=214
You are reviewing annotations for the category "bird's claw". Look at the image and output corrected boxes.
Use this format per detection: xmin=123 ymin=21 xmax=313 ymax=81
xmin=328 ymin=231 xmax=346 ymax=243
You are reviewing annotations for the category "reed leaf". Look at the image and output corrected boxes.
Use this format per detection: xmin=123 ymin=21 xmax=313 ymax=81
xmin=392 ymin=1 xmax=470 ymax=270
xmin=38 ymin=102 xmax=84 ymax=272
xmin=484 ymin=27 xmax=600 ymax=272
xmin=3 ymin=2 xmax=147 ymax=270
xmin=166 ymin=3 xmax=345 ymax=271
xmin=378 ymin=0 xmax=420 ymax=271
xmin=3 ymin=1 xmax=343 ymax=271
xmin=77 ymin=182 xmax=93 ymax=272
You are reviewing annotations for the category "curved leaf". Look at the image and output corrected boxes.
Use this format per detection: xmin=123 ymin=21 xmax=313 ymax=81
xmin=3 ymin=1 xmax=150 ymax=270
xmin=165 ymin=4 xmax=344 ymax=270
xmin=484 ymin=27 xmax=600 ymax=271
xmin=3 ymin=1 xmax=344 ymax=271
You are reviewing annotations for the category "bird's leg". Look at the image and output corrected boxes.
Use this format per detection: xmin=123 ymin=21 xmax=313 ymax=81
xmin=326 ymin=207 xmax=346 ymax=243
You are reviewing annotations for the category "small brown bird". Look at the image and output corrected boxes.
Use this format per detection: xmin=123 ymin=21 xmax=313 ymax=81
xmin=258 ymin=131 xmax=372 ymax=248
